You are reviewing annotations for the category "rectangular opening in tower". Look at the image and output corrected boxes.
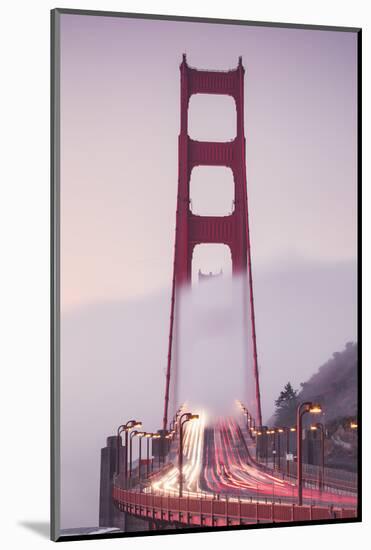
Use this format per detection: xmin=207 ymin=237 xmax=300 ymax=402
xmin=191 ymin=243 xmax=232 ymax=287
xmin=190 ymin=166 xmax=235 ymax=217
xmin=188 ymin=94 xmax=236 ymax=142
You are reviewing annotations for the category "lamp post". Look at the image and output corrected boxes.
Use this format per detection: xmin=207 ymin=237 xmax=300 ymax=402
xmin=116 ymin=419 xmax=142 ymax=486
xmin=255 ymin=430 xmax=262 ymax=460
xmin=297 ymin=402 xmax=322 ymax=505
xmin=129 ymin=430 xmax=138 ymax=480
xmin=243 ymin=407 xmax=250 ymax=432
xmin=165 ymin=432 xmax=173 ymax=460
xmin=124 ymin=421 xmax=142 ymax=487
xmin=310 ymin=423 xmax=325 ymax=491
xmin=178 ymin=412 xmax=199 ymax=497
xmin=158 ymin=433 xmax=166 ymax=468
xmin=257 ymin=427 xmax=267 ymax=465
xmin=149 ymin=433 xmax=160 ymax=474
xmin=238 ymin=402 xmax=255 ymax=438
xmin=137 ymin=432 xmax=147 ymax=481
xmin=129 ymin=431 xmax=145 ymax=486
xmin=116 ymin=426 xmax=125 ymax=476
xmin=157 ymin=430 xmax=172 ymax=469
xmin=275 ymin=428 xmax=283 ymax=470
xmin=267 ymin=430 xmax=275 ymax=468
xmin=116 ymin=420 xmax=134 ymax=476
xmin=144 ymin=433 xmax=154 ymax=478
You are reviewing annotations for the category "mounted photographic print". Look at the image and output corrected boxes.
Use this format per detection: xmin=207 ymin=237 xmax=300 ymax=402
xmin=51 ymin=8 xmax=361 ymax=542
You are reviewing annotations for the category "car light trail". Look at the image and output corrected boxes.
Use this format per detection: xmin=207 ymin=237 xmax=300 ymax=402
xmin=148 ymin=410 xmax=356 ymax=509
xmin=150 ymin=410 xmax=206 ymax=497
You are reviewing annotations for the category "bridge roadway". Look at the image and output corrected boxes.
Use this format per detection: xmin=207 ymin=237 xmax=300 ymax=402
xmin=113 ymin=414 xmax=357 ymax=527
xmin=201 ymin=417 xmax=356 ymax=507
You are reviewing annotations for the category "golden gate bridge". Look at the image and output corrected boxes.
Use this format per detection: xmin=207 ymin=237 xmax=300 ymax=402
xmin=106 ymin=55 xmax=357 ymax=531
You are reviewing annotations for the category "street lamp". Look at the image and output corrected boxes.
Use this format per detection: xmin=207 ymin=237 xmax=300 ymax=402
xmin=297 ymin=402 xmax=322 ymax=505
xmin=129 ymin=431 xmax=145 ymax=485
xmin=124 ymin=421 xmax=142 ymax=487
xmin=136 ymin=431 xmax=148 ymax=481
xmin=242 ymin=406 xmax=248 ymax=426
xmin=129 ymin=430 xmax=138 ymax=480
xmin=275 ymin=428 xmax=284 ymax=470
xmin=164 ymin=432 xmax=174 ymax=457
xmin=266 ymin=430 xmax=275 ymax=468
xmin=255 ymin=430 xmax=262 ymax=461
xmin=283 ymin=427 xmax=289 ymax=475
xmin=238 ymin=402 xmax=255 ymax=437
xmin=258 ymin=427 xmax=269 ymax=466
xmin=157 ymin=432 xmax=169 ymax=468
xmin=116 ymin=419 xmax=142 ymax=486
xmin=149 ymin=433 xmax=160 ymax=473
xmin=247 ymin=412 xmax=254 ymax=435
xmin=144 ymin=433 xmax=154 ymax=478
xmin=350 ymin=420 xmax=358 ymax=429
xmin=178 ymin=412 xmax=199 ymax=497
xmin=310 ymin=423 xmax=325 ymax=491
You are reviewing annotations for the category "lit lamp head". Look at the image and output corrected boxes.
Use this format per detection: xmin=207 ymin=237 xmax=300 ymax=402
xmin=127 ymin=420 xmax=142 ymax=431
xmin=309 ymin=403 xmax=322 ymax=414
xmin=124 ymin=419 xmax=137 ymax=430
xmin=152 ymin=433 xmax=161 ymax=439
xmin=350 ymin=421 xmax=358 ymax=429
xmin=183 ymin=413 xmax=199 ymax=421
xmin=290 ymin=427 xmax=296 ymax=432
xmin=310 ymin=425 xmax=318 ymax=431
xmin=277 ymin=428 xmax=284 ymax=433
xmin=137 ymin=432 xmax=145 ymax=438
xmin=144 ymin=433 xmax=151 ymax=438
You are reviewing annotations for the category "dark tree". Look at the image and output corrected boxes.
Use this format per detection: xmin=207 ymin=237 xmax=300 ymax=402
xmin=274 ymin=382 xmax=298 ymax=427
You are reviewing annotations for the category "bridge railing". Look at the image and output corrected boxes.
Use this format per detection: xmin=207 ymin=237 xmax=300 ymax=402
xmin=112 ymin=486 xmax=357 ymax=527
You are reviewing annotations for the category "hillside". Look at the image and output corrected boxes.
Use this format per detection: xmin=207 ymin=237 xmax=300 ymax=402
xmin=298 ymin=341 xmax=357 ymax=422
xmin=271 ymin=342 xmax=358 ymax=471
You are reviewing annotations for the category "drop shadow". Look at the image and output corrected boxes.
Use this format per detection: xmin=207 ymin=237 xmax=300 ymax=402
xmin=18 ymin=521 xmax=50 ymax=539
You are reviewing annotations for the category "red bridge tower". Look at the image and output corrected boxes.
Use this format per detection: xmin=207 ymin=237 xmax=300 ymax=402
xmin=163 ymin=55 xmax=262 ymax=430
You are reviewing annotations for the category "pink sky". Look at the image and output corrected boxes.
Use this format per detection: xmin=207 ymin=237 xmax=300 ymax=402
xmin=60 ymin=14 xmax=357 ymax=312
